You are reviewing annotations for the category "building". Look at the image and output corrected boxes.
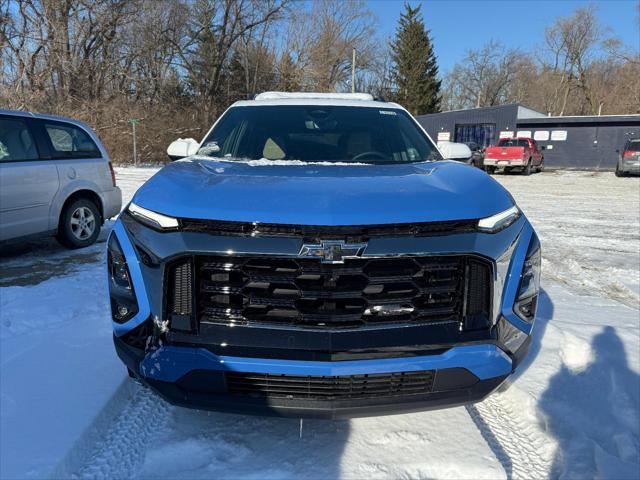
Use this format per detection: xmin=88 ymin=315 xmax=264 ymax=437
xmin=416 ymin=104 xmax=640 ymax=169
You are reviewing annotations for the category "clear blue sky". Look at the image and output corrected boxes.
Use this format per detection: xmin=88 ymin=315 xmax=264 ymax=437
xmin=367 ymin=0 xmax=640 ymax=73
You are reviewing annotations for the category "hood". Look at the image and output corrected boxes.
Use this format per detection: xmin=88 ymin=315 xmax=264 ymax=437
xmin=132 ymin=158 xmax=515 ymax=225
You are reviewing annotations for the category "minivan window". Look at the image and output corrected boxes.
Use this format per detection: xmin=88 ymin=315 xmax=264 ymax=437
xmin=0 ymin=117 xmax=39 ymax=161
xmin=201 ymin=105 xmax=442 ymax=164
xmin=44 ymin=122 xmax=101 ymax=158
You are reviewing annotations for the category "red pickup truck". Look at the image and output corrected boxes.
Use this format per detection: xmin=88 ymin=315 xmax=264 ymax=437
xmin=483 ymin=137 xmax=544 ymax=175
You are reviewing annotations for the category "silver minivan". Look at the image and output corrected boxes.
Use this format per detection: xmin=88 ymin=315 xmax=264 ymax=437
xmin=0 ymin=110 xmax=122 ymax=248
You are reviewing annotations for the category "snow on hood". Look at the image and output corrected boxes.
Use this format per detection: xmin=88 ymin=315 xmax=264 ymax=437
xmin=132 ymin=158 xmax=515 ymax=225
xmin=188 ymin=155 xmax=370 ymax=167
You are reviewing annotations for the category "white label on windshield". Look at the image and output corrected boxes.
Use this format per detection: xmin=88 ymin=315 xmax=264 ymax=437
xmin=379 ymin=110 xmax=397 ymax=115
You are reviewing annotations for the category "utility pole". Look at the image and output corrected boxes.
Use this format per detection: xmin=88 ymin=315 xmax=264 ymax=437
xmin=351 ymin=47 xmax=356 ymax=93
xmin=128 ymin=118 xmax=140 ymax=167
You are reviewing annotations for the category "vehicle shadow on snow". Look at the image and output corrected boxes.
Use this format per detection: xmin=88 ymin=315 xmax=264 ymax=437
xmin=539 ymin=326 xmax=640 ymax=479
xmin=137 ymin=407 xmax=351 ymax=479
xmin=467 ymin=288 xmax=554 ymax=480
xmin=0 ymin=224 xmax=112 ymax=286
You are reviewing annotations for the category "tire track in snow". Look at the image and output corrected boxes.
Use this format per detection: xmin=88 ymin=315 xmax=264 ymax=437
xmin=72 ymin=384 xmax=171 ymax=480
xmin=467 ymin=390 xmax=555 ymax=480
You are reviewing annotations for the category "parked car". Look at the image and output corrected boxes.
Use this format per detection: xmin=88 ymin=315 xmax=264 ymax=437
xmin=484 ymin=137 xmax=544 ymax=175
xmin=615 ymin=138 xmax=640 ymax=177
xmin=109 ymin=92 xmax=540 ymax=418
xmin=0 ymin=110 xmax=122 ymax=248
xmin=463 ymin=141 xmax=485 ymax=169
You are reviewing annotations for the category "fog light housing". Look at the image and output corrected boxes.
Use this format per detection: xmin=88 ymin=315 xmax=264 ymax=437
xmin=497 ymin=315 xmax=527 ymax=354
xmin=108 ymin=234 xmax=139 ymax=323
xmin=514 ymin=233 xmax=541 ymax=322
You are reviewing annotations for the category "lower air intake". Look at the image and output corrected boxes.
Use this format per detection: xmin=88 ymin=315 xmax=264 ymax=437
xmin=225 ymin=370 xmax=435 ymax=400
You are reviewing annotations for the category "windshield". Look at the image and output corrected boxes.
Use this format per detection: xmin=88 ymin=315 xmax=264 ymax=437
xmin=498 ymin=139 xmax=530 ymax=148
xmin=199 ymin=105 xmax=442 ymax=164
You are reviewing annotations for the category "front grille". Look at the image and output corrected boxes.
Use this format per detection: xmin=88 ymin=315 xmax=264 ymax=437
xmin=179 ymin=218 xmax=478 ymax=240
xmin=225 ymin=370 xmax=435 ymax=400
xmin=167 ymin=255 xmax=491 ymax=330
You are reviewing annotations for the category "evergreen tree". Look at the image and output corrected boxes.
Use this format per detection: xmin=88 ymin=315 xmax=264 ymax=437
xmin=390 ymin=3 xmax=441 ymax=115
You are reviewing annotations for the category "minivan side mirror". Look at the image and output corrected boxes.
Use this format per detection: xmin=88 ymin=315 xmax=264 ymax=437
xmin=167 ymin=138 xmax=199 ymax=161
xmin=438 ymin=141 xmax=472 ymax=161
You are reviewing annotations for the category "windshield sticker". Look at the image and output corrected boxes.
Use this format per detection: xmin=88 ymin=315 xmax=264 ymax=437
xmin=379 ymin=110 xmax=397 ymax=115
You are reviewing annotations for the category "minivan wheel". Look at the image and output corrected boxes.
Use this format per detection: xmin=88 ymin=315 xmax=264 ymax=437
xmin=57 ymin=198 xmax=101 ymax=249
xmin=615 ymin=166 xmax=624 ymax=177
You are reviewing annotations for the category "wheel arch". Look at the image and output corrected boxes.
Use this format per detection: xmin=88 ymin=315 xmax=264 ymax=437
xmin=56 ymin=189 xmax=104 ymax=233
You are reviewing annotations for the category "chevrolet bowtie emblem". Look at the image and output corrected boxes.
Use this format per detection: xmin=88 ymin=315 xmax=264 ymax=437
xmin=299 ymin=240 xmax=367 ymax=264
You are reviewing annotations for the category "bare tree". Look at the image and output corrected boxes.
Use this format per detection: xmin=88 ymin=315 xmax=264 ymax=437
xmin=284 ymin=0 xmax=378 ymax=92
xmin=175 ymin=0 xmax=288 ymax=120
xmin=542 ymin=5 xmax=608 ymax=115
xmin=443 ymin=40 xmax=524 ymax=109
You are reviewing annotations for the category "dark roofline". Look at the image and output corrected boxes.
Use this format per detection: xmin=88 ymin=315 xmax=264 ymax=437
xmin=517 ymin=114 xmax=640 ymax=125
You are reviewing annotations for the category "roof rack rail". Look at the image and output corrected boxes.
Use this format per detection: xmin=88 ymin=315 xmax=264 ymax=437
xmin=254 ymin=92 xmax=375 ymax=101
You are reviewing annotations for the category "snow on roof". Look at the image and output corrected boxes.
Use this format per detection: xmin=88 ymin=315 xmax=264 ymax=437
xmin=254 ymin=92 xmax=375 ymax=102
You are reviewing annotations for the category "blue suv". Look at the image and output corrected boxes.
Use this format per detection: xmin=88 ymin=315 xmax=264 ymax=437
xmin=108 ymin=93 xmax=540 ymax=418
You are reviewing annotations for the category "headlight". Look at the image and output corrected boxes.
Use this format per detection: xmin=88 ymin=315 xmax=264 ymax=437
xmin=477 ymin=205 xmax=520 ymax=233
xmin=108 ymin=234 xmax=139 ymax=323
xmin=514 ymin=233 xmax=541 ymax=322
xmin=128 ymin=202 xmax=178 ymax=230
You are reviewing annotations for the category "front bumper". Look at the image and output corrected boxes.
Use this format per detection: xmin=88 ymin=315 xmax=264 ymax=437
xmin=115 ymin=335 xmax=521 ymax=418
xmin=109 ymin=209 xmax=538 ymax=417
xmin=483 ymin=158 xmax=525 ymax=167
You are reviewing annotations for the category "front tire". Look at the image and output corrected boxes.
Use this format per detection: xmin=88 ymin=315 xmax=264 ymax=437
xmin=57 ymin=198 xmax=101 ymax=249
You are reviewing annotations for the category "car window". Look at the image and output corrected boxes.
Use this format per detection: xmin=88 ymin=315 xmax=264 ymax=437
xmin=0 ymin=117 xmax=39 ymax=161
xmin=626 ymin=140 xmax=640 ymax=152
xmin=498 ymin=139 xmax=530 ymax=148
xmin=43 ymin=122 xmax=101 ymax=159
xmin=202 ymin=105 xmax=442 ymax=164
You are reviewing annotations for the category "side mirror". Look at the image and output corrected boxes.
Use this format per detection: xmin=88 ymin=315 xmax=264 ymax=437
xmin=540 ymin=145 xmax=546 ymax=150
xmin=167 ymin=138 xmax=199 ymax=161
xmin=438 ymin=141 xmax=472 ymax=161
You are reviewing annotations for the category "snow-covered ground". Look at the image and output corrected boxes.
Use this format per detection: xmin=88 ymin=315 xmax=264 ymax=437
xmin=1 ymin=168 xmax=638 ymax=479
